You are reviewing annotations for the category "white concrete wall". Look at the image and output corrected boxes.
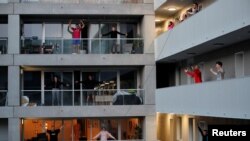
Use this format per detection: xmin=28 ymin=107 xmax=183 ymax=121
xmin=8 ymin=15 xmax=20 ymax=54
xmin=155 ymin=0 xmax=250 ymax=61
xmin=142 ymin=15 xmax=155 ymax=54
xmin=13 ymin=54 xmax=155 ymax=66
xmin=13 ymin=3 xmax=154 ymax=15
xmin=154 ymin=0 xmax=165 ymax=10
xmin=145 ymin=115 xmax=157 ymax=141
xmin=156 ymin=76 xmax=250 ymax=119
xmin=14 ymin=105 xmax=155 ymax=117
xmin=8 ymin=118 xmax=20 ymax=141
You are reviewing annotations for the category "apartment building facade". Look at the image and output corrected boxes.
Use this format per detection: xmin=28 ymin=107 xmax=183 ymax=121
xmin=0 ymin=0 xmax=156 ymax=141
xmin=155 ymin=0 xmax=250 ymax=141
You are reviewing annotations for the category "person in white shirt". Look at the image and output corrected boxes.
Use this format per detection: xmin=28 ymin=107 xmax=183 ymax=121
xmin=210 ymin=61 xmax=225 ymax=80
xmin=93 ymin=127 xmax=116 ymax=141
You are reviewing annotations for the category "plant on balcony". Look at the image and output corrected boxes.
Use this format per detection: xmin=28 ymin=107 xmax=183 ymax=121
xmin=134 ymin=124 xmax=142 ymax=139
xmin=132 ymin=34 xmax=143 ymax=54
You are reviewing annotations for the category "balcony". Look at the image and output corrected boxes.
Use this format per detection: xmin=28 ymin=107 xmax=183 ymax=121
xmin=0 ymin=90 xmax=7 ymax=106
xmin=21 ymin=89 xmax=144 ymax=106
xmin=21 ymin=0 xmax=144 ymax=4
xmin=156 ymin=76 xmax=250 ymax=119
xmin=0 ymin=38 xmax=7 ymax=54
xmin=21 ymin=38 xmax=143 ymax=54
xmin=155 ymin=0 xmax=250 ymax=62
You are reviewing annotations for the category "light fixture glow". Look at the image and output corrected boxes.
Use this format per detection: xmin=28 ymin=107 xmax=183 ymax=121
xmin=167 ymin=7 xmax=177 ymax=11
xmin=155 ymin=19 xmax=161 ymax=22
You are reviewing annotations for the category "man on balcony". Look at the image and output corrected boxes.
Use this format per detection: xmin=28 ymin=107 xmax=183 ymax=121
xmin=68 ymin=19 xmax=85 ymax=54
xmin=75 ymin=75 xmax=101 ymax=105
xmin=45 ymin=75 xmax=70 ymax=106
xmin=102 ymin=26 xmax=127 ymax=54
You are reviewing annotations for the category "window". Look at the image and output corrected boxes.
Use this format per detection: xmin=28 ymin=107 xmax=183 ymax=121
xmin=120 ymin=69 xmax=137 ymax=89
xmin=22 ymin=118 xmax=143 ymax=141
xmin=22 ymin=71 xmax=41 ymax=105
xmin=235 ymin=52 xmax=244 ymax=78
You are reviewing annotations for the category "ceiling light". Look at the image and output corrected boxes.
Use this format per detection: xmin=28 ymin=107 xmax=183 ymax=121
xmin=155 ymin=19 xmax=161 ymax=22
xmin=167 ymin=7 xmax=177 ymax=11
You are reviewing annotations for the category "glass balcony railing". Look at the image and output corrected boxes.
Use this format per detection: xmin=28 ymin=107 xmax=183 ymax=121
xmin=21 ymin=38 xmax=143 ymax=54
xmin=21 ymin=0 xmax=143 ymax=4
xmin=21 ymin=89 xmax=144 ymax=106
xmin=0 ymin=90 xmax=7 ymax=106
xmin=0 ymin=39 xmax=7 ymax=54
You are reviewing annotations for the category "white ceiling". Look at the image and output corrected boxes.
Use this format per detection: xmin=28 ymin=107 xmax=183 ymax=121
xmin=155 ymin=0 xmax=203 ymax=20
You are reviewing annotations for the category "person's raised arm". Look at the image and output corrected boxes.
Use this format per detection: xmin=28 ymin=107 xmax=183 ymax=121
xmin=93 ymin=132 xmax=101 ymax=140
xmin=68 ymin=19 xmax=73 ymax=34
xmin=116 ymin=31 xmax=126 ymax=36
xmin=102 ymin=31 xmax=112 ymax=37
xmin=184 ymin=69 xmax=194 ymax=77
xmin=60 ymin=125 xmax=64 ymax=130
xmin=210 ymin=68 xmax=217 ymax=75
xmin=198 ymin=125 xmax=203 ymax=135
xmin=80 ymin=20 xmax=85 ymax=29
xmin=108 ymin=132 xmax=116 ymax=140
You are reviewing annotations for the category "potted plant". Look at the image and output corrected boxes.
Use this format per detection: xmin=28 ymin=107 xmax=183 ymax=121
xmin=132 ymin=34 xmax=143 ymax=54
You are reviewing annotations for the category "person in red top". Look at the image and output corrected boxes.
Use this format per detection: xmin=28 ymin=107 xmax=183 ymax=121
xmin=168 ymin=21 xmax=175 ymax=30
xmin=184 ymin=65 xmax=202 ymax=83
xmin=68 ymin=19 xmax=85 ymax=54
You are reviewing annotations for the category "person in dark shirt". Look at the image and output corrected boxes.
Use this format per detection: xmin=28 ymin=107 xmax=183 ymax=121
xmin=45 ymin=76 xmax=69 ymax=106
xmin=102 ymin=26 xmax=127 ymax=53
xmin=198 ymin=125 xmax=208 ymax=141
xmin=75 ymin=75 xmax=101 ymax=105
xmin=47 ymin=125 xmax=63 ymax=141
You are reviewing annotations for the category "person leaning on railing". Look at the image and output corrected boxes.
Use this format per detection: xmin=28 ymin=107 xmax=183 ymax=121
xmin=102 ymin=26 xmax=127 ymax=54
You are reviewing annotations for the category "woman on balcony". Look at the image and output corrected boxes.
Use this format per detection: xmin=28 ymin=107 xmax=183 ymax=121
xmin=92 ymin=127 xmax=116 ymax=141
xmin=184 ymin=65 xmax=202 ymax=84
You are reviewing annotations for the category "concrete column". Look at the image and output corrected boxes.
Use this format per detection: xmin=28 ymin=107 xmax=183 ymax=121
xmin=141 ymin=15 xmax=155 ymax=54
xmin=144 ymin=115 xmax=157 ymax=141
xmin=182 ymin=116 xmax=189 ymax=141
xmin=142 ymin=65 xmax=156 ymax=105
xmin=8 ymin=118 xmax=21 ymax=141
xmin=8 ymin=15 xmax=20 ymax=54
xmin=8 ymin=66 xmax=20 ymax=106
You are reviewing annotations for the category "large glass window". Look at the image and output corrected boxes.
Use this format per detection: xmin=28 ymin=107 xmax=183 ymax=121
xmin=0 ymin=16 xmax=8 ymax=54
xmin=22 ymin=118 xmax=143 ymax=141
xmin=0 ymin=67 xmax=7 ymax=90
xmin=120 ymin=69 xmax=137 ymax=89
xmin=22 ymin=71 xmax=41 ymax=106
xmin=45 ymin=24 xmax=62 ymax=38
xmin=23 ymin=24 xmax=43 ymax=39
xmin=0 ymin=67 xmax=7 ymax=106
